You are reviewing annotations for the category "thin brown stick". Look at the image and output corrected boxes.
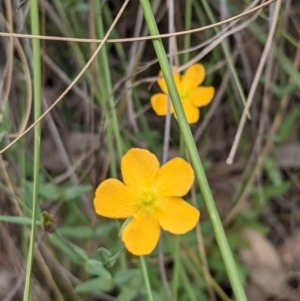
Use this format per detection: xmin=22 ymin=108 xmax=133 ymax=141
xmin=0 ymin=0 xmax=278 ymax=44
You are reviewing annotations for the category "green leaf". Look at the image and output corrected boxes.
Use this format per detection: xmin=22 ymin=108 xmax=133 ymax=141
xmin=75 ymin=277 xmax=115 ymax=293
xmin=96 ymin=247 xmax=124 ymax=268
xmin=96 ymin=247 xmax=112 ymax=265
xmin=74 ymin=3 xmax=90 ymax=12
xmin=115 ymin=287 xmax=139 ymax=301
xmin=59 ymin=223 xmax=116 ymax=239
xmin=38 ymin=183 xmax=61 ymax=200
xmin=0 ymin=215 xmax=41 ymax=226
xmin=262 ymin=181 xmax=291 ymax=200
xmin=273 ymin=107 xmax=299 ymax=144
xmin=252 ymin=181 xmax=291 ymax=203
xmin=63 ymin=185 xmax=92 ymax=201
xmin=49 ymin=232 xmax=88 ymax=264
xmin=279 ymin=54 xmax=300 ymax=89
xmin=263 ymin=157 xmax=283 ymax=186
xmin=38 ymin=183 xmax=92 ymax=202
xmin=269 ymin=83 xmax=297 ymax=98
xmin=114 ymin=269 xmax=141 ymax=287
xmin=84 ymin=259 xmax=111 ymax=278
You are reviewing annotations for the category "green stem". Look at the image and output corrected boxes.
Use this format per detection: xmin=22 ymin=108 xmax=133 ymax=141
xmin=140 ymin=256 xmax=154 ymax=301
xmin=171 ymin=236 xmax=180 ymax=301
xmin=138 ymin=1 xmax=247 ymax=301
xmin=94 ymin=1 xmax=126 ymax=269
xmin=179 ymin=265 xmax=198 ymax=301
xmin=23 ymin=0 xmax=42 ymax=300
xmin=95 ymin=1 xmax=123 ymax=161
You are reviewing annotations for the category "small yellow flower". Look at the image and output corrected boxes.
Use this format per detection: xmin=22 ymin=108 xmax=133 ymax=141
xmin=94 ymin=148 xmax=200 ymax=256
xmin=151 ymin=64 xmax=215 ymax=124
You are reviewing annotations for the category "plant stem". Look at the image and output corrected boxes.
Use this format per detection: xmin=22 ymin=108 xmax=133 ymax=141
xmin=138 ymin=1 xmax=248 ymax=301
xmin=171 ymin=236 xmax=180 ymax=301
xmin=140 ymin=256 xmax=154 ymax=301
xmin=23 ymin=0 xmax=42 ymax=300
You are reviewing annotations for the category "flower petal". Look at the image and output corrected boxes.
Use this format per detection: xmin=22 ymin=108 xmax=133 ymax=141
xmin=121 ymin=214 xmax=160 ymax=255
xmin=175 ymin=98 xmax=199 ymax=124
xmin=190 ymin=86 xmax=215 ymax=107
xmin=94 ymin=179 xmax=136 ymax=218
xmin=151 ymin=93 xmax=174 ymax=116
xmin=157 ymin=68 xmax=180 ymax=94
xmin=155 ymin=197 xmax=200 ymax=234
xmin=153 ymin=157 xmax=194 ymax=197
xmin=121 ymin=148 xmax=159 ymax=189
xmin=181 ymin=64 xmax=205 ymax=90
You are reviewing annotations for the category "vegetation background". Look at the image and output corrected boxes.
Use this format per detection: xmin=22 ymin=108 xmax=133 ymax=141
xmin=0 ymin=0 xmax=299 ymax=300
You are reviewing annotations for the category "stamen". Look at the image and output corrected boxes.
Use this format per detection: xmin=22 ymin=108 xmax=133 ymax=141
xmin=138 ymin=189 xmax=159 ymax=213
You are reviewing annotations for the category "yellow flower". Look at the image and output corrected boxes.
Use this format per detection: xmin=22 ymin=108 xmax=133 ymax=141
xmin=94 ymin=148 xmax=200 ymax=256
xmin=150 ymin=64 xmax=215 ymax=124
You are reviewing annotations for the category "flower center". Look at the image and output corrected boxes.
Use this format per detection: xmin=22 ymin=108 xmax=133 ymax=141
xmin=137 ymin=189 xmax=159 ymax=213
xmin=178 ymin=85 xmax=190 ymax=100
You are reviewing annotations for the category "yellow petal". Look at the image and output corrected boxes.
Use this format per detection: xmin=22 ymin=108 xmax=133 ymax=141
xmin=157 ymin=68 xmax=181 ymax=94
xmin=181 ymin=64 xmax=205 ymax=90
xmin=153 ymin=157 xmax=194 ymax=197
xmin=155 ymin=197 xmax=200 ymax=234
xmin=190 ymin=86 xmax=215 ymax=107
xmin=121 ymin=213 xmax=160 ymax=255
xmin=178 ymin=98 xmax=199 ymax=124
xmin=121 ymin=148 xmax=159 ymax=189
xmin=151 ymin=94 xmax=174 ymax=116
xmin=94 ymin=179 xmax=136 ymax=218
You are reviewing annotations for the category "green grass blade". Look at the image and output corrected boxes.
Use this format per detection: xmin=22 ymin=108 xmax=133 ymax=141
xmin=138 ymin=1 xmax=247 ymax=300
xmin=23 ymin=0 xmax=42 ymax=300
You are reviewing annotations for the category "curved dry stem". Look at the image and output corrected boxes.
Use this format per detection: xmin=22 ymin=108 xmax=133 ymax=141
xmin=0 ymin=0 xmax=277 ymax=44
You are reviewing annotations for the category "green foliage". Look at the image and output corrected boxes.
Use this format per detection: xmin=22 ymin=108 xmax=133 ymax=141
xmin=0 ymin=215 xmax=40 ymax=226
xmin=49 ymin=232 xmax=88 ymax=264
xmin=75 ymin=277 xmax=115 ymax=293
xmin=59 ymin=223 xmax=116 ymax=239
xmin=115 ymin=287 xmax=139 ymax=301
xmin=250 ymin=156 xmax=291 ymax=210
xmin=38 ymin=183 xmax=92 ymax=201
xmin=84 ymin=259 xmax=112 ymax=278
xmin=274 ymin=106 xmax=300 ymax=144
xmin=96 ymin=247 xmax=124 ymax=268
